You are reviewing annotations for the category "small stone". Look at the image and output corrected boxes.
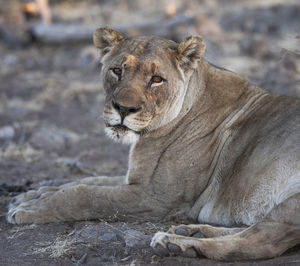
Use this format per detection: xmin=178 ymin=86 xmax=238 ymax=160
xmin=152 ymin=245 xmax=169 ymax=257
xmin=75 ymin=225 xmax=97 ymax=240
xmin=29 ymin=125 xmax=80 ymax=151
xmin=3 ymin=55 xmax=18 ymax=66
xmin=75 ymin=225 xmax=119 ymax=243
xmin=0 ymin=126 xmax=15 ymax=140
xmin=98 ymin=232 xmax=118 ymax=242
xmin=123 ymin=229 xmax=151 ymax=248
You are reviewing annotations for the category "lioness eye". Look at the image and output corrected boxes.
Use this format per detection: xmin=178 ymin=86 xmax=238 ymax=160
xmin=151 ymin=76 xmax=163 ymax=83
xmin=111 ymin=68 xmax=122 ymax=76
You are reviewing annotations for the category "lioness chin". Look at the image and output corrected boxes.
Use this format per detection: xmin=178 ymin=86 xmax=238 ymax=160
xmin=7 ymin=27 xmax=300 ymax=261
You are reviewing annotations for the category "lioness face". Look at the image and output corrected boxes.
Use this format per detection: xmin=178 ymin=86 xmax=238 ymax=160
xmin=100 ymin=38 xmax=184 ymax=144
xmin=93 ymin=28 xmax=205 ymax=144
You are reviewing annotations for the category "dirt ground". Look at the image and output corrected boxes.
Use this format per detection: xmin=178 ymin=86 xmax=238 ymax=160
xmin=0 ymin=0 xmax=300 ymax=265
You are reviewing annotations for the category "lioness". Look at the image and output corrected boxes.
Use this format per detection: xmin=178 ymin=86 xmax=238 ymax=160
xmin=7 ymin=27 xmax=300 ymax=261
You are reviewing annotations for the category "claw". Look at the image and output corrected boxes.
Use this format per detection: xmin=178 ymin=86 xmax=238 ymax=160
xmin=11 ymin=197 xmax=17 ymax=204
xmin=34 ymin=194 xmax=41 ymax=199
xmin=11 ymin=212 xmax=17 ymax=223
xmin=6 ymin=208 xmax=17 ymax=224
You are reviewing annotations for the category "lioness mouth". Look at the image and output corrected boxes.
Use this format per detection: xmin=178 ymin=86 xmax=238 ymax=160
xmin=112 ymin=125 xmax=130 ymax=131
xmin=110 ymin=124 xmax=146 ymax=136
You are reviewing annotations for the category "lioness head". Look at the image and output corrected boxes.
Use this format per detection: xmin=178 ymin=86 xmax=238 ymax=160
xmin=93 ymin=27 xmax=205 ymax=144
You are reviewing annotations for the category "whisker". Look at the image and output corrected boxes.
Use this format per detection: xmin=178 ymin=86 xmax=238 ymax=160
xmin=139 ymin=128 xmax=149 ymax=136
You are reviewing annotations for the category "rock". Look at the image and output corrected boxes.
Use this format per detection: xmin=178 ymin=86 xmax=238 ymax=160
xmin=7 ymin=99 xmax=30 ymax=116
xmin=29 ymin=125 xmax=80 ymax=151
xmin=0 ymin=126 xmax=15 ymax=141
xmin=75 ymin=224 xmax=150 ymax=248
xmin=75 ymin=225 xmax=119 ymax=243
xmin=239 ymin=35 xmax=271 ymax=58
xmin=75 ymin=225 xmax=98 ymax=241
xmin=123 ymin=229 xmax=151 ymax=248
xmin=3 ymin=54 xmax=18 ymax=67
xmin=98 ymin=231 xmax=118 ymax=242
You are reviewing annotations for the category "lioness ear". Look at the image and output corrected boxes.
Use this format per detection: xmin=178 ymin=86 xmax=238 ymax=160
xmin=93 ymin=27 xmax=124 ymax=58
xmin=177 ymin=36 xmax=206 ymax=70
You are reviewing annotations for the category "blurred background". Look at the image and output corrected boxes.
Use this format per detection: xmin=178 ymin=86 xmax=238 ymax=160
xmin=0 ymin=0 xmax=299 ymax=189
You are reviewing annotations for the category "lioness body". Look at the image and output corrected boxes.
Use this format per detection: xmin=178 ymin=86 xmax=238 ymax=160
xmin=128 ymin=62 xmax=300 ymax=225
xmin=7 ymin=28 xmax=300 ymax=260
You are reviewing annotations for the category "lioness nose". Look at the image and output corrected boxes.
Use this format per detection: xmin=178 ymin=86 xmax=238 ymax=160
xmin=112 ymin=101 xmax=141 ymax=119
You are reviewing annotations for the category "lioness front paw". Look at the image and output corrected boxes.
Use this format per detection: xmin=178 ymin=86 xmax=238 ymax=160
xmin=151 ymin=232 xmax=198 ymax=258
xmin=7 ymin=207 xmax=49 ymax=224
xmin=8 ymin=190 xmax=39 ymax=210
xmin=7 ymin=187 xmax=60 ymax=224
xmin=9 ymin=186 xmax=60 ymax=209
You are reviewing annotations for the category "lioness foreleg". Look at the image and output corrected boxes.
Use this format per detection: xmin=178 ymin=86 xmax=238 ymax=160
xmin=7 ymin=182 xmax=156 ymax=224
xmin=8 ymin=176 xmax=126 ymax=211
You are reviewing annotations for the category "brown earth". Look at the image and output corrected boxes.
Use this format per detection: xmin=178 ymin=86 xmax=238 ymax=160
xmin=0 ymin=0 xmax=300 ymax=265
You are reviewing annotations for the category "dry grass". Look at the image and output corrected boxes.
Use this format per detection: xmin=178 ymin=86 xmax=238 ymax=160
xmin=0 ymin=143 xmax=42 ymax=162
xmin=31 ymin=236 xmax=78 ymax=258
xmin=7 ymin=224 xmax=37 ymax=240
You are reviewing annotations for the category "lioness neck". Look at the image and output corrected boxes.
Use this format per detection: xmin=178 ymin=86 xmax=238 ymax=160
xmin=195 ymin=59 xmax=265 ymax=122
xmin=149 ymin=59 xmax=266 ymax=139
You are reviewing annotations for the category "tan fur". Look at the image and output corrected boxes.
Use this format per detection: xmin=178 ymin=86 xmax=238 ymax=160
xmin=7 ymin=28 xmax=300 ymax=261
xmin=123 ymin=55 xmax=138 ymax=68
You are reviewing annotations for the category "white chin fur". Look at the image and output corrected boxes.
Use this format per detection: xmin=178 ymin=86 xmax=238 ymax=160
xmin=105 ymin=127 xmax=140 ymax=144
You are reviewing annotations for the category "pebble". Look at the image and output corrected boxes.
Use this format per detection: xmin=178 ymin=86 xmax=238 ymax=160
xmin=0 ymin=126 xmax=15 ymax=140
xmin=30 ymin=125 xmax=80 ymax=151
xmin=75 ymin=225 xmax=119 ymax=242
xmin=3 ymin=55 xmax=18 ymax=66
xmin=123 ymin=229 xmax=151 ymax=248
xmin=75 ymin=224 xmax=151 ymax=248
xmin=98 ymin=231 xmax=118 ymax=242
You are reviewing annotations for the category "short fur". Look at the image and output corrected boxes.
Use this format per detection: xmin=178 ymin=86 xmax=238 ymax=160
xmin=7 ymin=28 xmax=300 ymax=261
